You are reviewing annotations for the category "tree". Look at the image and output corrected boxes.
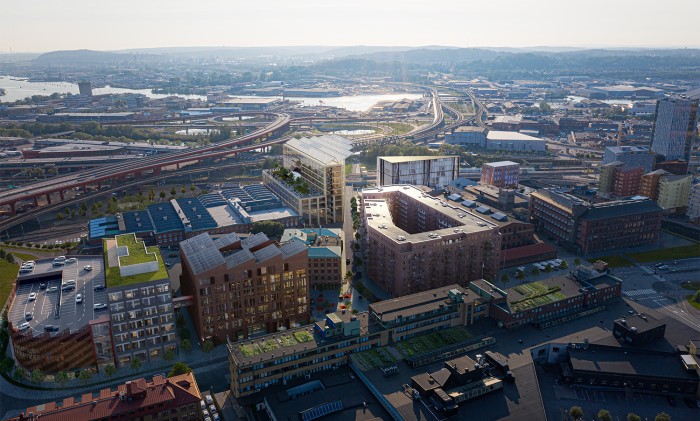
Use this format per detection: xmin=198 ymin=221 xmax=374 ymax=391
xmin=574 ymin=258 xmax=581 ymax=266
xmin=598 ymin=409 xmax=612 ymax=421
xmin=515 ymin=271 xmax=526 ymax=282
xmin=569 ymin=406 xmax=583 ymax=420
xmin=627 ymin=414 xmax=642 ymax=421
xmin=31 ymin=368 xmax=44 ymax=384
xmin=202 ymin=339 xmax=214 ymax=359
xmin=181 ymin=338 xmax=192 ymax=353
xmin=501 ymin=273 xmax=510 ymax=287
xmin=13 ymin=367 xmax=28 ymax=382
xmin=163 ymin=349 xmax=176 ymax=362
xmin=78 ymin=369 xmax=92 ymax=384
xmin=159 ymin=190 xmax=166 ymax=200
xmin=251 ymin=220 xmax=285 ymax=238
xmin=170 ymin=187 xmax=177 ymax=197
xmin=168 ymin=362 xmax=193 ymax=377
xmin=130 ymin=357 xmax=142 ymax=371
xmin=654 ymin=413 xmax=671 ymax=421
xmin=190 ymin=185 xmax=196 ymax=194
xmin=56 ymin=212 xmax=64 ymax=222
xmin=544 ymin=264 xmax=553 ymax=273
xmin=0 ymin=357 xmax=15 ymax=373
xmin=104 ymin=364 xmax=116 ymax=378
xmin=559 ymin=261 xmax=569 ymax=270
xmin=180 ymin=186 xmax=186 ymax=194
xmin=55 ymin=370 xmax=69 ymax=386
xmin=531 ymin=267 xmax=540 ymax=277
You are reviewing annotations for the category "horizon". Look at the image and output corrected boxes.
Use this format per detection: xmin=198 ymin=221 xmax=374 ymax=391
xmin=2 ymin=0 xmax=699 ymax=53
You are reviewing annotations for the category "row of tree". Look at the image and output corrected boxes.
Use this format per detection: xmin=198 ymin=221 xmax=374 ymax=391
xmin=569 ymin=405 xmax=671 ymax=421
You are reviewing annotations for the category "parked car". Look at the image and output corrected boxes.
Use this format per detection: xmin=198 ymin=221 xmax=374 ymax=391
xmin=94 ymin=303 xmax=108 ymax=310
xmin=83 ymin=265 xmax=93 ymax=271
xmin=93 ymin=284 xmax=105 ymax=291
xmin=39 ymin=282 xmax=47 ymax=290
xmin=205 ymin=395 xmax=213 ymax=405
xmin=47 ymin=286 xmax=58 ymax=292
xmin=44 ymin=325 xmax=59 ymax=332
xmin=76 ymin=294 xmax=83 ymax=304
xmin=28 ymin=292 xmax=37 ymax=301
xmin=18 ymin=322 xmax=30 ymax=331
xmin=25 ymin=312 xmax=33 ymax=321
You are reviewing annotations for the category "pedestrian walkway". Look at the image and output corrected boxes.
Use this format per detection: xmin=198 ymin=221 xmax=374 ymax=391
xmin=622 ymin=288 xmax=664 ymax=300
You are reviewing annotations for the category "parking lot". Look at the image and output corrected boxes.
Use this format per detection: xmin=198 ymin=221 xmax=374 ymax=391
xmin=9 ymin=256 xmax=108 ymax=336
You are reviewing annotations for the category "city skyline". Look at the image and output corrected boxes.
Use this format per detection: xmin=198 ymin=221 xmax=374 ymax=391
xmin=2 ymin=0 xmax=699 ymax=52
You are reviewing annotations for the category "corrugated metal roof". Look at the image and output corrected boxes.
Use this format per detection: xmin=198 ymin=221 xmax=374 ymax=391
xmin=285 ymin=134 xmax=353 ymax=165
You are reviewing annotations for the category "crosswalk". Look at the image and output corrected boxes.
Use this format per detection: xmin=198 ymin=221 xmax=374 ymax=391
xmin=622 ymin=288 xmax=664 ymax=300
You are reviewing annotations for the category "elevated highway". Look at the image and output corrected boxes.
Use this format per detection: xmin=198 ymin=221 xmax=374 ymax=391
xmin=0 ymin=112 xmax=290 ymax=215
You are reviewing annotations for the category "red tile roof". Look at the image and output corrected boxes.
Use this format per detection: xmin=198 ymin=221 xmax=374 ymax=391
xmin=10 ymin=373 xmax=201 ymax=421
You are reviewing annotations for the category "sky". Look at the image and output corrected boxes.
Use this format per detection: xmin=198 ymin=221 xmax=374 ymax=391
xmin=2 ymin=0 xmax=699 ymax=52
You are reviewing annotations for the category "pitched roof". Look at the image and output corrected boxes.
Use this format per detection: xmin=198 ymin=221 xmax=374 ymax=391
xmin=285 ymin=134 xmax=353 ymax=165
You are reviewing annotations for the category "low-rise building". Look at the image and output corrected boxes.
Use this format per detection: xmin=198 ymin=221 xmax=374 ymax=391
xmin=486 ymin=131 xmax=546 ymax=152
xmin=657 ymin=174 xmax=692 ymax=212
xmin=179 ymin=231 xmax=309 ymax=343
xmin=602 ymin=146 xmax=656 ymax=173
xmin=445 ymin=126 xmax=488 ymax=146
xmin=613 ymin=313 xmax=666 ymax=345
xmin=7 ymin=373 xmax=202 ymax=421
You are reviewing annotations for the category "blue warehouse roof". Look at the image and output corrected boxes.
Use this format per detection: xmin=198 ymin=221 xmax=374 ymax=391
xmin=121 ymin=211 xmax=155 ymax=234
xmin=147 ymin=203 xmax=183 ymax=234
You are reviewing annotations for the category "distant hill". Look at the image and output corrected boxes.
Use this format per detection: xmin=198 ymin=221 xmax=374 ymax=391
xmin=34 ymin=49 xmax=159 ymax=65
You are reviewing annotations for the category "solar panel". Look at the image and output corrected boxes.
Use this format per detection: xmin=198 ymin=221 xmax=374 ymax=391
xmin=281 ymin=240 xmax=307 ymax=257
xmin=253 ymin=244 xmax=281 ymax=262
xmin=226 ymin=249 xmax=255 ymax=268
xmin=300 ymin=400 xmax=344 ymax=421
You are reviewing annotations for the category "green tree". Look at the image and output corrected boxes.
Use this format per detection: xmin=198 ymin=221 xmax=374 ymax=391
xmin=544 ymin=264 xmax=553 ymax=273
xmin=574 ymin=258 xmax=581 ymax=266
xmin=559 ymin=261 xmax=569 ymax=270
xmin=13 ymin=367 xmax=28 ymax=382
xmin=159 ymin=190 xmax=166 ymax=200
xmin=56 ymin=212 xmax=64 ymax=222
xmin=181 ymin=338 xmax=192 ymax=353
xmin=168 ymin=362 xmax=193 ymax=377
xmin=78 ymin=369 xmax=92 ymax=384
xmin=627 ymin=414 xmax=642 ymax=421
xmin=163 ymin=349 xmax=176 ymax=362
xmin=31 ymin=368 xmax=44 ymax=384
xmin=654 ymin=413 xmax=671 ymax=421
xmin=170 ymin=187 xmax=176 ymax=197
xmin=180 ymin=186 xmax=186 ymax=194
xmin=104 ymin=364 xmax=116 ymax=378
xmin=515 ymin=271 xmax=526 ymax=282
xmin=130 ymin=357 xmax=142 ymax=371
xmin=531 ymin=267 xmax=540 ymax=277
xmin=202 ymin=339 xmax=214 ymax=359
xmin=598 ymin=409 xmax=612 ymax=421
xmin=190 ymin=185 xmax=196 ymax=194
xmin=55 ymin=370 xmax=70 ymax=386
xmin=569 ymin=406 xmax=583 ymax=420
xmin=501 ymin=273 xmax=510 ymax=287
xmin=0 ymin=357 xmax=15 ymax=373
xmin=251 ymin=220 xmax=285 ymax=238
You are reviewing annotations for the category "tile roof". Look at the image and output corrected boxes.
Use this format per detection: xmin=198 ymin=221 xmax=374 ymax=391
xmin=13 ymin=373 xmax=201 ymax=421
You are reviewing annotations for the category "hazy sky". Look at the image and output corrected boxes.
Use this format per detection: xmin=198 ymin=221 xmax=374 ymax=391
xmin=3 ymin=0 xmax=699 ymax=52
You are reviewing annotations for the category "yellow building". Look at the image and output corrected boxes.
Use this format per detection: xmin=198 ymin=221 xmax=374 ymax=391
xmin=657 ymin=174 xmax=692 ymax=212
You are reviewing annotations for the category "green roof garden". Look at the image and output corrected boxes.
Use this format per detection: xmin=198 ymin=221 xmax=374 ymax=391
xmin=510 ymin=282 xmax=566 ymax=312
xmin=238 ymin=328 xmax=316 ymax=358
xmin=116 ymin=234 xmax=157 ymax=266
xmin=103 ymin=237 xmax=169 ymax=288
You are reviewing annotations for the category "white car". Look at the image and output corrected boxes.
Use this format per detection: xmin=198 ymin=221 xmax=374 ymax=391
xmin=94 ymin=303 xmax=108 ymax=310
xmin=53 ymin=256 xmax=66 ymax=262
xmin=76 ymin=294 xmax=83 ymax=304
xmin=18 ymin=322 xmax=30 ymax=331
xmin=205 ymin=395 xmax=213 ymax=405
xmin=83 ymin=265 xmax=93 ymax=271
xmin=47 ymin=286 xmax=58 ymax=292
xmin=28 ymin=292 xmax=37 ymax=301
xmin=65 ymin=258 xmax=77 ymax=264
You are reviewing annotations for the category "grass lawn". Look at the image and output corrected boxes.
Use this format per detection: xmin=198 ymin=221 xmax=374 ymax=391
xmin=0 ymin=259 xmax=19 ymax=309
xmin=395 ymin=327 xmax=473 ymax=358
xmin=10 ymin=251 xmax=39 ymax=262
xmin=627 ymin=244 xmax=700 ymax=263
xmin=116 ymin=234 xmax=157 ymax=266
xmin=587 ymin=255 xmax=633 ymax=268
xmin=383 ymin=122 xmax=414 ymax=135
xmin=103 ymin=243 xmax=169 ymax=288
xmin=687 ymin=293 xmax=700 ymax=311
xmin=238 ymin=329 xmax=315 ymax=357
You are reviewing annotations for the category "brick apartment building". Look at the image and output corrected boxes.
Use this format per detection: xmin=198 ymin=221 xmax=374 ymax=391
xmin=9 ymin=373 xmax=202 ymax=421
xmin=179 ymin=232 xmax=310 ymax=343
xmin=480 ymin=161 xmax=520 ymax=189
xmin=530 ymin=190 xmax=662 ymax=255
xmin=360 ymin=185 xmax=501 ymax=297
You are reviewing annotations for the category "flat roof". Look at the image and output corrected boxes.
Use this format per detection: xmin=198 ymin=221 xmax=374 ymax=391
xmin=487 ymin=131 xmax=544 ymax=142
xmin=502 ymin=277 xmax=583 ymax=313
xmin=369 ymin=284 xmax=468 ymax=322
xmin=569 ymin=346 xmax=699 ymax=381
xmin=147 ymin=203 xmax=184 ymax=233
xmin=10 ymin=256 xmax=108 ymax=335
xmin=103 ymin=238 xmax=169 ymax=288
xmin=483 ymin=160 xmax=519 ymax=168
xmin=218 ymin=97 xmax=280 ymax=104
xmin=378 ymin=155 xmax=456 ymax=164
xmin=614 ymin=313 xmax=665 ymax=334
xmin=362 ymin=185 xmax=497 ymax=245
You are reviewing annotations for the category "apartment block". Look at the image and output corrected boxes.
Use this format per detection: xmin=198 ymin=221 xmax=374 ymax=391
xmin=377 ymin=155 xmax=459 ymax=189
xmin=480 ymin=161 xmax=520 ymax=189
xmin=602 ymin=146 xmax=655 ymax=173
xmin=360 ymin=185 xmax=501 ymax=297
xmin=227 ymin=284 xmax=488 ymax=398
xmin=687 ymin=184 xmax=700 ymax=223
xmin=179 ymin=232 xmax=309 ymax=343
xmin=657 ymin=174 xmax=692 ymax=212
xmin=280 ymin=228 xmax=343 ymax=288
xmin=530 ymin=190 xmax=662 ymax=255
xmin=263 ymin=135 xmax=352 ymax=225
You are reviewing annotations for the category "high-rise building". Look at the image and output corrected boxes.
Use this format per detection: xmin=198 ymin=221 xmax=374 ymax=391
xmin=78 ymin=81 xmax=93 ymax=97
xmin=179 ymin=232 xmax=309 ymax=343
xmin=360 ymin=185 xmax=501 ymax=297
xmin=686 ymin=184 xmax=700 ymax=223
xmin=481 ymin=161 xmax=520 ymax=188
xmin=639 ymin=169 xmax=670 ymax=200
xmin=650 ymin=96 xmax=698 ymax=171
xmin=377 ymin=155 xmax=459 ymax=189
xmin=263 ymin=135 xmax=352 ymax=225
